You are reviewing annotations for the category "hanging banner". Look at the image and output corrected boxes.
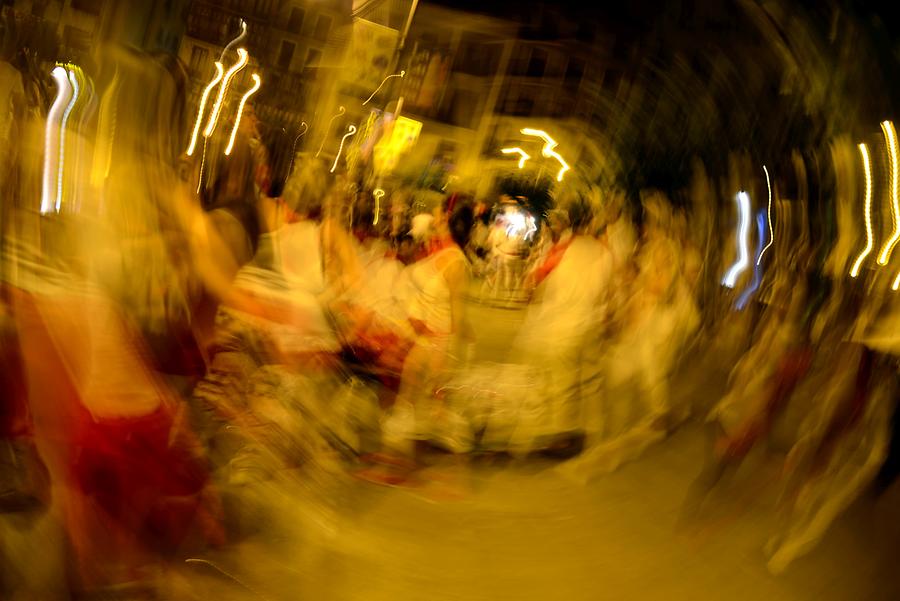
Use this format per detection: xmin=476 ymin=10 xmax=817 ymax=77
xmin=342 ymin=19 xmax=399 ymax=94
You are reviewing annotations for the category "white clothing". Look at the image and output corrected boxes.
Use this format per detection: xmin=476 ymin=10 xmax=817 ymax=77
xmin=406 ymin=246 xmax=466 ymax=336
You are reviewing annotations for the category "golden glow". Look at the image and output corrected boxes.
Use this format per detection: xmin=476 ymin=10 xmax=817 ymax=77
xmin=520 ymin=128 xmax=570 ymax=181
xmin=722 ymin=191 xmax=751 ymax=288
xmin=850 ymin=143 xmax=874 ymax=278
xmin=203 ymin=48 xmax=249 ymax=138
xmin=187 ymin=62 xmax=224 ymax=156
xmin=316 ymin=106 xmax=346 ymax=158
xmin=373 ymin=188 xmax=385 ymax=225
xmin=330 ymin=125 xmax=357 ymax=173
xmin=501 ymin=147 xmax=530 ymax=169
xmin=757 ymin=165 xmax=774 ymax=265
xmin=373 ymin=116 xmax=422 ymax=173
xmin=363 ymin=70 xmax=406 ymax=105
xmin=41 ymin=66 xmax=72 ymax=214
xmin=224 ymin=73 xmax=261 ymax=156
xmin=877 ymin=121 xmax=900 ymax=265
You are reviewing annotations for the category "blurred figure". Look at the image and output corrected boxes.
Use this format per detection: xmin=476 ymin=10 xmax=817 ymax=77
xmin=365 ymin=198 xmax=474 ymax=480
xmin=493 ymin=197 xmax=610 ymax=455
xmin=6 ymin=47 xmax=221 ymax=597
xmin=560 ymin=192 xmax=698 ymax=480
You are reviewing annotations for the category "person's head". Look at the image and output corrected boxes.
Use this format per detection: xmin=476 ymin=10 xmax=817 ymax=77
xmin=280 ymin=156 xmax=332 ymax=220
xmin=447 ymin=202 xmax=475 ymax=248
xmin=568 ymin=198 xmax=593 ymax=234
xmin=546 ymin=209 xmax=571 ymax=241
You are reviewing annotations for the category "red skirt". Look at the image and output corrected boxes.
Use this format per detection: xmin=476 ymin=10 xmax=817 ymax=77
xmin=71 ymin=404 xmax=211 ymax=552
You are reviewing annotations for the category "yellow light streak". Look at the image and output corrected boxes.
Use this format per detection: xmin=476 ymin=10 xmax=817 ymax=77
xmin=877 ymin=121 xmax=900 ymax=265
xmin=330 ymin=125 xmax=357 ymax=173
xmin=373 ymin=188 xmax=385 ymax=225
xmin=363 ymin=70 xmax=406 ymax=105
xmin=224 ymin=73 xmax=261 ymax=156
xmin=850 ymin=143 xmax=874 ymax=278
xmin=316 ymin=106 xmax=346 ymax=158
xmin=187 ymin=62 xmax=224 ymax=156
xmin=203 ymin=48 xmax=248 ymax=138
xmin=520 ymin=127 xmax=570 ymax=181
xmin=757 ymin=165 xmax=774 ymax=265
xmin=501 ymin=147 xmax=530 ymax=169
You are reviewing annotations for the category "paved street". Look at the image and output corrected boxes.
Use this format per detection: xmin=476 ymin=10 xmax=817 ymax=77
xmin=3 ymin=298 xmax=899 ymax=600
xmin=165 ymin=297 xmax=900 ymax=601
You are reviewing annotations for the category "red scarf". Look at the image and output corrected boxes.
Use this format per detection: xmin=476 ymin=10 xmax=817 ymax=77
xmin=531 ymin=237 xmax=574 ymax=286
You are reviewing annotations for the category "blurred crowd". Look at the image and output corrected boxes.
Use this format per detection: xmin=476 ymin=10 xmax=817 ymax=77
xmin=1 ymin=39 xmax=899 ymax=599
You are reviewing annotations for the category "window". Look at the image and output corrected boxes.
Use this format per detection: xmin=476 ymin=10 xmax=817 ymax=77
xmin=189 ymin=45 xmax=209 ymax=77
xmin=63 ymin=26 xmax=91 ymax=53
xmin=565 ymin=58 xmax=584 ymax=85
xmin=278 ymin=40 xmax=295 ymax=70
xmin=602 ymin=70 xmax=621 ymax=93
xmin=305 ymin=48 xmax=321 ymax=67
xmin=313 ymin=14 xmax=332 ymax=40
xmin=288 ymin=7 xmax=305 ymax=34
xmin=71 ymin=0 xmax=103 ymax=16
xmin=527 ymin=48 xmax=547 ymax=78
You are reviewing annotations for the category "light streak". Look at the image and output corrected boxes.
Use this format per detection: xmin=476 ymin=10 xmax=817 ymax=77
xmin=186 ymin=62 xmax=224 ymax=156
xmin=877 ymin=121 xmax=900 ymax=265
xmin=736 ymin=209 xmax=767 ymax=310
xmin=316 ymin=106 xmax=345 ymax=157
xmin=363 ymin=70 xmax=405 ymax=105
xmin=520 ymin=127 xmax=570 ymax=181
xmin=722 ymin=191 xmax=751 ymax=288
xmin=41 ymin=66 xmax=72 ymax=214
xmin=197 ymin=138 xmax=208 ymax=195
xmin=850 ymin=143 xmax=874 ymax=278
xmin=892 ymin=272 xmax=900 ymax=291
xmin=524 ymin=214 xmax=537 ymax=240
xmin=288 ymin=121 xmax=308 ymax=175
xmin=57 ymin=67 xmax=80 ymax=212
xmin=330 ymin=125 xmax=357 ymax=173
xmin=219 ymin=19 xmax=247 ymax=62
xmin=501 ymin=147 xmax=530 ymax=169
xmin=224 ymin=73 xmax=261 ymax=156
xmin=203 ymin=48 xmax=248 ymax=138
xmin=373 ymin=188 xmax=385 ymax=225
xmin=92 ymin=66 xmax=119 ymax=198
xmin=757 ymin=165 xmax=774 ymax=265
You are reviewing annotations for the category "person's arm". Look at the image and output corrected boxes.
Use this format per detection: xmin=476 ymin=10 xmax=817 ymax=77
xmin=442 ymin=253 xmax=474 ymax=364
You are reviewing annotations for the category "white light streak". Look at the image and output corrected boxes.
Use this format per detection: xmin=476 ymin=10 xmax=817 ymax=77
xmin=41 ymin=66 xmax=72 ymax=214
xmin=219 ymin=19 xmax=247 ymax=62
xmin=224 ymin=73 xmax=261 ymax=156
xmin=203 ymin=48 xmax=248 ymax=138
xmin=722 ymin=191 xmax=751 ymax=288
xmin=289 ymin=121 xmax=308 ymax=175
xmin=57 ymin=68 xmax=80 ymax=212
xmin=330 ymin=125 xmax=357 ymax=173
xmin=187 ymin=62 xmax=224 ymax=156
xmin=850 ymin=143 xmax=874 ymax=278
